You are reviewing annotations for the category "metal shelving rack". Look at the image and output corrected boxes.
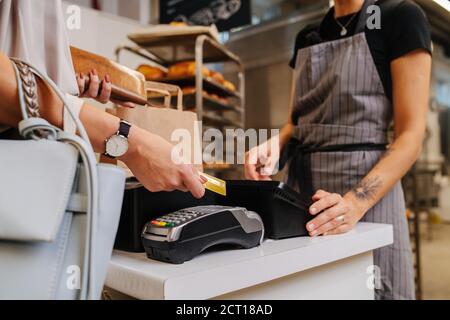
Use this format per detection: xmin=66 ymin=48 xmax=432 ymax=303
xmin=116 ymin=32 xmax=245 ymax=177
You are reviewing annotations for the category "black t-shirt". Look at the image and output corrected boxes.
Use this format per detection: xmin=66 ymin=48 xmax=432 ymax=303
xmin=289 ymin=0 xmax=432 ymax=101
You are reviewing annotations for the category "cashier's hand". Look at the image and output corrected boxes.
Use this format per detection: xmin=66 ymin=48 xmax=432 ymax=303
xmin=120 ymin=126 xmax=206 ymax=199
xmin=76 ymin=69 xmax=135 ymax=108
xmin=306 ymin=190 xmax=365 ymax=237
xmin=245 ymin=137 xmax=280 ymax=181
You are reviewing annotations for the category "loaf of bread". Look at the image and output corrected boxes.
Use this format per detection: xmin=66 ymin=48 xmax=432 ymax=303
xmin=168 ymin=61 xmax=211 ymax=78
xmin=223 ymin=80 xmax=237 ymax=92
xmin=70 ymin=46 xmax=147 ymax=105
xmin=210 ymin=71 xmax=225 ymax=85
xmin=181 ymin=86 xmax=197 ymax=95
xmin=181 ymin=87 xmax=230 ymax=105
xmin=137 ymin=64 xmax=166 ymax=80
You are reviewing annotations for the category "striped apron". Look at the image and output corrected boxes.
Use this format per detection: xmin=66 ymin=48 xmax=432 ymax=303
xmin=284 ymin=0 xmax=415 ymax=300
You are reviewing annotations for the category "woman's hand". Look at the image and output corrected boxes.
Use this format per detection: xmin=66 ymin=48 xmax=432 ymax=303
xmin=245 ymin=137 xmax=280 ymax=181
xmin=76 ymin=69 xmax=135 ymax=108
xmin=306 ymin=190 xmax=365 ymax=237
xmin=120 ymin=126 xmax=206 ymax=199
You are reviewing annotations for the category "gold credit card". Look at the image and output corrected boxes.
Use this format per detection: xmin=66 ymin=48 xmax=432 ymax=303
xmin=199 ymin=172 xmax=227 ymax=196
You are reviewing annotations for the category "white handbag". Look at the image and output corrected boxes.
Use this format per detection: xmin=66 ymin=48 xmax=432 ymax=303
xmin=0 ymin=59 xmax=126 ymax=300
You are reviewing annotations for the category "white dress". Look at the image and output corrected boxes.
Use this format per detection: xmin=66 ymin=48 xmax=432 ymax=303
xmin=0 ymin=0 xmax=82 ymax=133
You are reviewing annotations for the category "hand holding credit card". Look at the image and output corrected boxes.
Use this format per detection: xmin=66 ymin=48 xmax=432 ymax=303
xmin=199 ymin=172 xmax=227 ymax=196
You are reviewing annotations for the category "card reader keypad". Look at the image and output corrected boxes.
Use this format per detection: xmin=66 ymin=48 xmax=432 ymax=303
xmin=142 ymin=206 xmax=264 ymax=264
xmin=150 ymin=210 xmax=205 ymax=228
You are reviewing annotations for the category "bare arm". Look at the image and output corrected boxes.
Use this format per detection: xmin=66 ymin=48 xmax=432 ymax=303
xmin=0 ymin=52 xmax=205 ymax=198
xmin=348 ymin=49 xmax=430 ymax=211
xmin=307 ymin=49 xmax=432 ymax=236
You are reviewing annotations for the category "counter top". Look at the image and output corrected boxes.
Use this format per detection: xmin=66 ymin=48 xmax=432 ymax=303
xmin=105 ymin=222 xmax=393 ymax=300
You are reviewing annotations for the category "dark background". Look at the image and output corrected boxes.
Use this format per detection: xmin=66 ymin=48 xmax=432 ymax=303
xmin=160 ymin=0 xmax=252 ymax=32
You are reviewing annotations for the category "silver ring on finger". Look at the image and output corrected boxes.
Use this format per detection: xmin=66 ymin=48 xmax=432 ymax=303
xmin=335 ymin=215 xmax=345 ymax=223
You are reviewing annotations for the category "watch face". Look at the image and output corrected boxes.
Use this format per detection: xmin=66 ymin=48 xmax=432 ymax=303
xmin=106 ymin=135 xmax=129 ymax=158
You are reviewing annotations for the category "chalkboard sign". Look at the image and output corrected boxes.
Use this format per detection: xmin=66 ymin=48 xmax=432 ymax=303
xmin=160 ymin=0 xmax=251 ymax=32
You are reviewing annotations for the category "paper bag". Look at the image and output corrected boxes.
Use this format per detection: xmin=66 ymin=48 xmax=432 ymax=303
xmin=106 ymin=82 xmax=203 ymax=175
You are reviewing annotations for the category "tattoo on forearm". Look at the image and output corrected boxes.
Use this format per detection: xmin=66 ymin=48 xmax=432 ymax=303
xmin=352 ymin=176 xmax=383 ymax=201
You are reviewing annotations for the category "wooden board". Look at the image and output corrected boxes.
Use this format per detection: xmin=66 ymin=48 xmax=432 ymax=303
xmin=70 ymin=46 xmax=147 ymax=105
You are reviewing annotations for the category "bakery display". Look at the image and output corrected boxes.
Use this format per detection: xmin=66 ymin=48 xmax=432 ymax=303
xmin=168 ymin=61 xmax=211 ymax=78
xmin=139 ymin=60 xmax=238 ymax=96
xmin=123 ymin=25 xmax=244 ymax=176
xmin=137 ymin=64 xmax=167 ymax=80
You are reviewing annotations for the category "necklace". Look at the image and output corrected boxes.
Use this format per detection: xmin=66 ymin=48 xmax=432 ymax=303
xmin=334 ymin=12 xmax=359 ymax=36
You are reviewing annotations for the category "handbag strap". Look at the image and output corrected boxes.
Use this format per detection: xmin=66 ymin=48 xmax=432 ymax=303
xmin=10 ymin=58 xmax=91 ymax=144
xmin=12 ymin=60 xmax=57 ymax=140
xmin=10 ymin=58 xmax=99 ymax=300
xmin=13 ymin=61 xmax=40 ymax=118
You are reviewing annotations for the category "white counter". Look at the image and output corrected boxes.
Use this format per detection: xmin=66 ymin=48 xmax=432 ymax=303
xmin=105 ymin=222 xmax=393 ymax=300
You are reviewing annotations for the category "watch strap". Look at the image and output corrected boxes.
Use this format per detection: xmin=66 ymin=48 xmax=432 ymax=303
xmin=118 ymin=120 xmax=131 ymax=138
xmin=103 ymin=120 xmax=131 ymax=159
xmin=103 ymin=152 xmax=116 ymax=160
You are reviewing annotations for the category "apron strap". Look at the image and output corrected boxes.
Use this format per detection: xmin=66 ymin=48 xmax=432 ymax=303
xmin=280 ymin=138 xmax=387 ymax=195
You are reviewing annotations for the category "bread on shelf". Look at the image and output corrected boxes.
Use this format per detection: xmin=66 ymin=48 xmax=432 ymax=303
xmin=210 ymin=72 xmax=237 ymax=93
xmin=163 ymin=62 xmax=238 ymax=95
xmin=216 ymin=95 xmax=230 ymax=105
xmin=210 ymin=71 xmax=225 ymax=85
xmin=137 ymin=64 xmax=167 ymax=80
xmin=168 ymin=61 xmax=211 ymax=78
xmin=181 ymin=87 xmax=230 ymax=105
xmin=223 ymin=80 xmax=237 ymax=92
xmin=181 ymin=86 xmax=197 ymax=95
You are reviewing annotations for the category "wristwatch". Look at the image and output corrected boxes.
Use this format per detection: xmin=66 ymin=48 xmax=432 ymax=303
xmin=104 ymin=120 xmax=132 ymax=159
